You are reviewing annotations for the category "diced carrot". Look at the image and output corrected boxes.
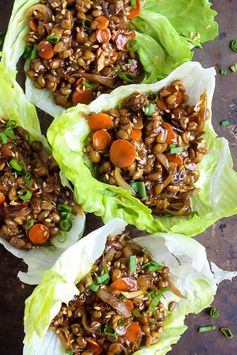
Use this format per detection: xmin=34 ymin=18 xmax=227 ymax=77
xmin=163 ymin=122 xmax=176 ymax=144
xmin=88 ymin=113 xmax=113 ymax=131
xmin=96 ymin=28 xmax=111 ymax=43
xmin=28 ymin=224 xmax=49 ymax=244
xmin=109 ymin=139 xmax=136 ymax=168
xmin=38 ymin=41 xmax=54 ymax=60
xmin=128 ymin=0 xmax=142 ymax=19
xmin=125 ymin=322 xmax=142 ymax=342
xmin=1 ymin=144 xmax=12 ymax=158
xmin=92 ymin=130 xmax=112 ymax=151
xmin=29 ymin=19 xmax=38 ymax=32
xmin=130 ymin=129 xmax=142 ymax=140
xmin=124 ymin=299 xmax=134 ymax=310
xmin=166 ymin=153 xmax=183 ymax=166
xmin=95 ymin=16 xmax=109 ymax=30
xmin=110 ymin=277 xmax=137 ymax=291
xmin=0 ymin=192 xmax=6 ymax=205
xmin=72 ymin=88 xmax=94 ymax=105
xmin=86 ymin=337 xmax=103 ymax=354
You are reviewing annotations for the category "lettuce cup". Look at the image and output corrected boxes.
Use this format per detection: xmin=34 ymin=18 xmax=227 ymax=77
xmin=23 ymin=219 xmax=237 ymax=354
xmin=0 ymin=63 xmax=85 ymax=284
xmin=2 ymin=0 xmax=217 ymax=116
xmin=47 ymin=62 xmax=237 ymax=236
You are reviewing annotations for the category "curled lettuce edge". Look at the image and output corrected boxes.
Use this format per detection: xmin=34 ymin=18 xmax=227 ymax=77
xmin=23 ymin=218 xmax=237 ymax=355
xmin=47 ymin=61 xmax=237 ymax=236
xmin=2 ymin=0 xmax=218 ymax=117
xmin=0 ymin=63 xmax=85 ymax=285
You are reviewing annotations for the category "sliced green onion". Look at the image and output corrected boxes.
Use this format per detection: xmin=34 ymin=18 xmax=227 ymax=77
xmin=9 ymin=158 xmax=24 ymax=172
xmin=89 ymin=282 xmax=99 ymax=292
xmin=130 ymin=181 xmax=147 ymax=198
xmin=0 ymin=132 xmax=7 ymax=144
xmin=169 ymin=144 xmax=183 ymax=154
xmin=82 ymin=81 xmax=94 ymax=90
xmin=198 ymin=325 xmax=216 ymax=333
xmin=143 ymin=103 xmax=155 ymax=116
xmin=66 ymin=351 xmax=74 ymax=355
xmin=131 ymin=0 xmax=137 ymax=9
xmin=230 ymin=39 xmax=237 ymax=53
xmin=209 ymin=307 xmax=219 ymax=318
xmin=142 ymin=260 xmax=162 ymax=272
xmin=229 ymin=63 xmax=237 ymax=72
xmin=19 ymin=189 xmax=32 ymax=201
xmin=47 ymin=34 xmax=61 ymax=44
xmin=118 ymin=72 xmax=135 ymax=83
xmin=0 ymin=32 xmax=5 ymax=51
xmin=129 ymin=255 xmax=137 ymax=273
xmin=82 ymin=18 xmax=92 ymax=30
xmin=23 ymin=45 xmax=33 ymax=59
xmin=4 ymin=127 xmax=15 ymax=140
xmin=25 ymin=219 xmax=35 ymax=230
xmin=133 ymin=309 xmax=142 ymax=318
xmin=220 ymin=327 xmax=234 ymax=339
xmin=147 ymin=287 xmax=170 ymax=313
xmin=24 ymin=173 xmax=32 ymax=186
xmin=58 ymin=203 xmax=73 ymax=231
xmin=6 ymin=120 xmax=17 ymax=129
xmin=56 ymin=232 xmax=67 ymax=243
xmin=58 ymin=203 xmax=72 ymax=217
xmin=220 ymin=119 xmax=230 ymax=127
xmin=59 ymin=219 xmax=72 ymax=231
xmin=126 ymin=39 xmax=139 ymax=52
xmin=104 ymin=324 xmax=117 ymax=337
xmin=96 ymin=266 xmax=110 ymax=284
xmin=219 ymin=68 xmax=227 ymax=75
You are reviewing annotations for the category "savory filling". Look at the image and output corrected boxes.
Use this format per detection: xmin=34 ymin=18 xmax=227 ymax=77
xmin=25 ymin=0 xmax=142 ymax=108
xmin=0 ymin=119 xmax=81 ymax=249
xmin=50 ymin=233 xmax=181 ymax=354
xmin=85 ymin=80 xmax=210 ymax=216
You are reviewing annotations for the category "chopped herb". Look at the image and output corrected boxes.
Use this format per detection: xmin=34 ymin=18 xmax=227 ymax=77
xmin=131 ymin=0 xmax=137 ymax=9
xmin=142 ymin=260 xmax=162 ymax=272
xmin=130 ymin=181 xmax=147 ymax=198
xmin=147 ymin=287 xmax=169 ymax=313
xmin=58 ymin=203 xmax=73 ymax=231
xmin=219 ymin=68 xmax=227 ymax=75
xmin=0 ymin=132 xmax=7 ymax=144
xmin=220 ymin=119 xmax=230 ymax=127
xmin=96 ymin=266 xmax=110 ymax=284
xmin=56 ymin=231 xmax=67 ymax=243
xmin=25 ymin=219 xmax=35 ymax=230
xmin=6 ymin=120 xmax=17 ymax=129
xmin=230 ymin=39 xmax=237 ymax=53
xmin=4 ymin=127 xmax=15 ymax=140
xmin=9 ymin=158 xmax=24 ymax=172
xmin=126 ymin=39 xmax=139 ymax=52
xmin=118 ymin=72 xmax=135 ymax=83
xmin=0 ymin=32 xmax=5 ymax=51
xmin=143 ymin=103 xmax=155 ymax=116
xmin=129 ymin=255 xmax=137 ymax=273
xmin=220 ymin=327 xmax=234 ymax=339
xmin=82 ymin=81 xmax=94 ymax=90
xmin=104 ymin=324 xmax=117 ymax=337
xmin=133 ymin=309 xmax=142 ymax=318
xmin=209 ymin=307 xmax=219 ymax=318
xmin=169 ymin=144 xmax=183 ymax=154
xmin=82 ymin=18 xmax=92 ymax=30
xmin=198 ymin=325 xmax=216 ymax=333
xmin=18 ymin=189 xmax=32 ymax=201
xmin=23 ymin=44 xmax=37 ymax=60
xmin=89 ymin=282 xmax=100 ymax=292
xmin=229 ymin=63 xmax=237 ymax=72
xmin=24 ymin=173 xmax=32 ymax=186
xmin=59 ymin=219 xmax=72 ymax=231
xmin=47 ymin=34 xmax=61 ymax=44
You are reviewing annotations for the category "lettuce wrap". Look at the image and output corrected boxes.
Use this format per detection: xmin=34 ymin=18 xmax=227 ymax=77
xmin=2 ymin=0 xmax=217 ymax=117
xmin=23 ymin=218 xmax=237 ymax=355
xmin=0 ymin=63 xmax=85 ymax=285
xmin=47 ymin=61 xmax=237 ymax=236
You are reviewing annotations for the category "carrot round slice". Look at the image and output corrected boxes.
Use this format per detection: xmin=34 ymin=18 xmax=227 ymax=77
xmin=38 ymin=40 xmax=54 ymax=60
xmin=95 ymin=16 xmax=109 ymax=30
xmin=96 ymin=28 xmax=111 ymax=43
xmin=88 ymin=113 xmax=113 ymax=131
xmin=28 ymin=223 xmax=49 ymax=244
xmin=163 ymin=122 xmax=176 ymax=144
xmin=125 ymin=322 xmax=142 ymax=343
xmin=110 ymin=277 xmax=137 ymax=291
xmin=72 ymin=88 xmax=93 ymax=105
xmin=110 ymin=139 xmax=136 ymax=168
xmin=128 ymin=0 xmax=142 ymax=19
xmin=166 ymin=153 xmax=183 ymax=166
xmin=92 ymin=130 xmax=112 ymax=151
xmin=130 ymin=129 xmax=142 ymax=140
xmin=0 ymin=192 xmax=6 ymax=205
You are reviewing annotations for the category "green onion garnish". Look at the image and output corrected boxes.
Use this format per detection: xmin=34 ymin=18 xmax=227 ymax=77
xmin=6 ymin=120 xmax=17 ymax=129
xmin=147 ymin=287 xmax=170 ymax=313
xmin=209 ymin=307 xmax=219 ymax=318
xmin=143 ymin=103 xmax=155 ymax=116
xmin=24 ymin=173 xmax=32 ymax=186
xmin=9 ymin=158 xmax=24 ymax=172
xmin=0 ymin=32 xmax=5 ymax=51
xmin=133 ymin=309 xmax=142 ymax=318
xmin=169 ymin=144 xmax=183 ymax=154
xmin=142 ymin=260 xmax=162 ymax=272
xmin=59 ymin=219 xmax=72 ymax=231
xmin=96 ymin=266 xmax=110 ymax=284
xmin=229 ymin=63 xmax=237 ymax=72
xmin=25 ymin=219 xmax=35 ymax=230
xmin=220 ymin=119 xmax=230 ymax=127
xmin=131 ymin=0 xmax=137 ymax=9
xmin=82 ymin=18 xmax=92 ymax=30
xmin=130 ymin=181 xmax=147 ymax=198
xmin=220 ymin=327 xmax=234 ymax=339
xmin=47 ymin=34 xmax=61 ymax=44
xmin=230 ymin=39 xmax=237 ymax=53
xmin=23 ymin=45 xmax=33 ymax=59
xmin=4 ymin=127 xmax=15 ymax=140
xmin=89 ymin=282 xmax=100 ymax=292
xmin=219 ymin=68 xmax=227 ymax=75
xmin=0 ymin=132 xmax=7 ymax=144
xmin=118 ymin=72 xmax=135 ymax=83
xmin=56 ymin=232 xmax=67 ymax=243
xmin=198 ymin=325 xmax=216 ymax=333
xmin=82 ymin=81 xmax=94 ymax=90
xmin=129 ymin=255 xmax=137 ymax=273
xmin=104 ymin=324 xmax=117 ymax=337
xmin=58 ymin=204 xmax=73 ymax=232
xmin=126 ymin=39 xmax=139 ymax=52
xmin=19 ymin=190 xmax=32 ymax=201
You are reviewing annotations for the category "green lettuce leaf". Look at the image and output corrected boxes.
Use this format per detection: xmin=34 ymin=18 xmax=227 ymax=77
xmin=47 ymin=62 xmax=237 ymax=236
xmin=0 ymin=63 xmax=85 ymax=284
xmin=2 ymin=0 xmax=217 ymax=117
xmin=23 ymin=219 xmax=237 ymax=355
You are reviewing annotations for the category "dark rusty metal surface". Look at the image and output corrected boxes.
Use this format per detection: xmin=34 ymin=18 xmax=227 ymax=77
xmin=0 ymin=0 xmax=237 ymax=354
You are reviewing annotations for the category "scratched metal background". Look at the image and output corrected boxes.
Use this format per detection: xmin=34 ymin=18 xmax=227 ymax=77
xmin=0 ymin=0 xmax=236 ymax=354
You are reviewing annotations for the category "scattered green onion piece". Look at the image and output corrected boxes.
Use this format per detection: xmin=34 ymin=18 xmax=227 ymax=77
xmin=4 ymin=127 xmax=15 ymax=140
xmin=230 ymin=39 xmax=237 ymax=53
xmin=104 ymin=324 xmax=117 ymax=337
xmin=6 ymin=120 xmax=17 ymax=129
xmin=89 ymin=283 xmax=100 ymax=292
xmin=229 ymin=63 xmax=237 ymax=72
xmin=198 ymin=325 xmax=216 ymax=333
xmin=30 ymin=45 xmax=37 ymax=60
xmin=142 ymin=260 xmax=162 ymax=272
xmin=66 ymin=351 xmax=74 ymax=355
xmin=82 ymin=81 xmax=94 ymax=90
xmin=0 ymin=132 xmax=7 ymax=144
xmin=23 ymin=45 xmax=34 ymax=59
xmin=24 ymin=173 xmax=32 ymax=186
xmin=82 ymin=18 xmax=92 ymax=30
xmin=59 ymin=219 xmax=72 ymax=231
xmin=209 ymin=307 xmax=219 ymax=318
xmin=147 ymin=287 xmax=170 ymax=313
xmin=25 ymin=219 xmax=35 ymax=230
xmin=58 ymin=203 xmax=72 ymax=216
xmin=219 ymin=68 xmax=227 ymax=75
xmin=9 ymin=158 xmax=24 ymax=172
xmin=220 ymin=327 xmax=234 ymax=339
xmin=133 ymin=310 xmax=142 ymax=318
xmin=58 ymin=203 xmax=73 ymax=231
xmin=19 ymin=190 xmax=32 ymax=201
xmin=47 ymin=34 xmax=61 ymax=44
xmin=126 ymin=39 xmax=139 ymax=52
xmin=129 ymin=255 xmax=137 ymax=273
xmin=0 ymin=32 xmax=5 ymax=51
xmin=130 ymin=181 xmax=147 ymax=198
xmin=96 ymin=266 xmax=110 ymax=284
xmin=48 ymin=245 xmax=57 ymax=252
xmin=143 ymin=103 xmax=155 ymax=116
xmin=169 ymin=145 xmax=183 ymax=154
xmin=131 ymin=0 xmax=137 ymax=9
xmin=118 ymin=72 xmax=134 ymax=83
xmin=120 ymin=295 xmax=127 ymax=301
xmin=220 ymin=119 xmax=230 ymax=127
xmin=56 ymin=232 xmax=67 ymax=243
